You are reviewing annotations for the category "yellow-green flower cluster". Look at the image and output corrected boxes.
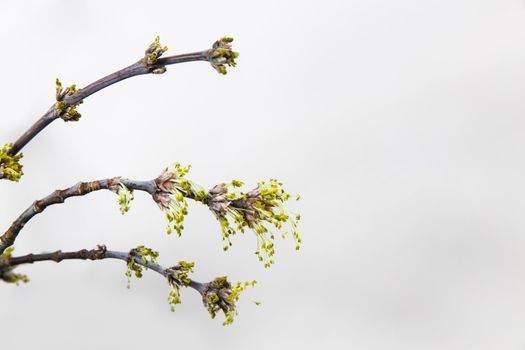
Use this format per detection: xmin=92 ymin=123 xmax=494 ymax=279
xmin=153 ymin=163 xmax=301 ymax=267
xmin=0 ymin=247 xmax=29 ymax=285
xmin=202 ymin=276 xmax=256 ymax=326
xmin=207 ymin=179 xmax=301 ymax=267
xmin=0 ymin=143 xmax=23 ymax=182
xmin=154 ymin=163 xmax=206 ymax=236
xmin=167 ymin=286 xmax=181 ymax=311
xmin=115 ymin=182 xmax=134 ymax=214
xmin=2 ymin=246 xmax=14 ymax=260
xmin=208 ymin=37 xmax=239 ymax=75
xmin=165 ymin=260 xmax=195 ymax=311
xmin=54 ymin=78 xmax=83 ymax=122
xmin=125 ymin=245 xmax=159 ymax=288
xmin=144 ymin=35 xmax=168 ymax=66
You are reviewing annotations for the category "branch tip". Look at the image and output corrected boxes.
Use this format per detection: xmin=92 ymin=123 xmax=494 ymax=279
xmin=201 ymin=276 xmax=257 ymax=325
xmin=208 ymin=37 xmax=239 ymax=74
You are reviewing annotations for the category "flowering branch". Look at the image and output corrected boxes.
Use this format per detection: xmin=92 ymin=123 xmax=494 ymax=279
xmin=0 ymin=245 xmax=254 ymax=325
xmin=0 ymin=163 xmax=301 ymax=268
xmin=155 ymin=163 xmax=302 ymax=267
xmin=0 ymin=36 xmax=239 ymax=182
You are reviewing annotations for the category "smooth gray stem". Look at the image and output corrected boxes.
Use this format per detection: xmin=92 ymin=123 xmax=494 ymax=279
xmin=120 ymin=179 xmax=156 ymax=195
xmin=105 ymin=250 xmax=205 ymax=292
xmin=105 ymin=250 xmax=165 ymax=275
xmin=4 ymin=248 xmax=205 ymax=294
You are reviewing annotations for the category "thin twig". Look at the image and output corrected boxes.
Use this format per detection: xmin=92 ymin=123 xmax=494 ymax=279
xmin=0 ymin=245 xmax=248 ymax=325
xmin=1 ymin=245 xmax=205 ymax=294
xmin=5 ymin=50 xmax=209 ymax=161
xmin=0 ymin=178 xmax=157 ymax=254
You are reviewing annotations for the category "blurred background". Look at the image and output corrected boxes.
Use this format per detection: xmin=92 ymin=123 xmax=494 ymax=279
xmin=1 ymin=0 xmax=525 ymax=349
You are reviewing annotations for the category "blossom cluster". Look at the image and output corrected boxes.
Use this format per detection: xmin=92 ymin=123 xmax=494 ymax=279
xmin=54 ymin=78 xmax=83 ymax=122
xmin=202 ymin=276 xmax=257 ymax=325
xmin=208 ymin=37 xmax=239 ymax=74
xmin=124 ymin=245 xmax=160 ymax=288
xmin=154 ymin=163 xmax=206 ymax=236
xmin=207 ymin=179 xmax=302 ymax=267
xmin=165 ymin=261 xmax=195 ymax=311
xmin=0 ymin=143 xmax=23 ymax=182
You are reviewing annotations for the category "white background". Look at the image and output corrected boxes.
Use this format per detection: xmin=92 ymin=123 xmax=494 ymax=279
xmin=1 ymin=0 xmax=525 ymax=349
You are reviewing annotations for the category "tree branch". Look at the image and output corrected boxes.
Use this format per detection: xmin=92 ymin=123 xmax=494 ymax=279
xmin=5 ymin=51 xmax=208 ymax=160
xmin=0 ymin=34 xmax=293 ymax=325
xmin=13 ymin=51 xmax=210 ymax=156
xmin=0 ymin=37 xmax=239 ymax=181
xmin=1 ymin=245 xmax=204 ymax=293
xmin=0 ymin=245 xmax=252 ymax=325
xmin=0 ymin=163 xmax=301 ymax=267
xmin=0 ymin=178 xmax=156 ymax=254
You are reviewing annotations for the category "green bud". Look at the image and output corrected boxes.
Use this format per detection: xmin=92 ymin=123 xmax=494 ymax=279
xmin=0 ymin=143 xmax=23 ymax=182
